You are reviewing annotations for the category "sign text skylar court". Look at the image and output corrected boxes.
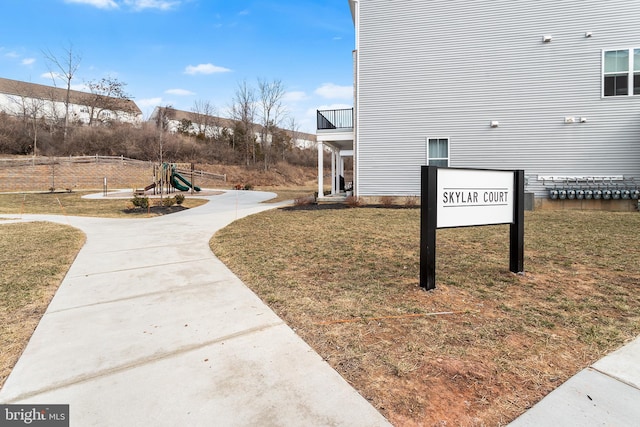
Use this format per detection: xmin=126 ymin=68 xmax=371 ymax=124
xmin=421 ymin=166 xmax=525 ymax=290
xmin=435 ymin=168 xmax=515 ymax=229
xmin=442 ymin=188 xmax=509 ymax=206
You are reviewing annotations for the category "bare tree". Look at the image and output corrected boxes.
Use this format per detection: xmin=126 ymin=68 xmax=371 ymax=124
xmin=84 ymin=76 xmax=133 ymax=126
xmin=257 ymin=78 xmax=285 ymax=170
xmin=229 ymin=80 xmax=257 ymax=166
xmin=154 ymin=105 xmax=176 ymax=198
xmin=154 ymin=105 xmax=176 ymax=160
xmin=283 ymin=116 xmax=300 ymax=160
xmin=191 ymin=100 xmax=218 ymax=139
xmin=40 ymin=86 xmax=64 ymax=134
xmin=21 ymin=97 xmax=45 ymax=157
xmin=43 ymin=43 xmax=82 ymax=144
xmin=5 ymin=81 xmax=46 ymax=157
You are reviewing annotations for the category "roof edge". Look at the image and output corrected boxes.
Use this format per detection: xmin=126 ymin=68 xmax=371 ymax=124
xmin=348 ymin=0 xmax=356 ymax=25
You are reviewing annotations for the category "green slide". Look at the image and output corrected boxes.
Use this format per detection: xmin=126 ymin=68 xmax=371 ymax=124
xmin=170 ymin=171 xmax=201 ymax=192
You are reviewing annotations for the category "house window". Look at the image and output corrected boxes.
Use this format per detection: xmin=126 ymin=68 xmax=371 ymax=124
xmin=427 ymin=137 xmax=449 ymax=167
xmin=603 ymin=48 xmax=640 ymax=96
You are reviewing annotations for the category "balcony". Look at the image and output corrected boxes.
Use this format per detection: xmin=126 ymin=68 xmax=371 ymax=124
xmin=317 ymin=108 xmax=353 ymax=131
xmin=315 ymin=108 xmax=354 ymax=199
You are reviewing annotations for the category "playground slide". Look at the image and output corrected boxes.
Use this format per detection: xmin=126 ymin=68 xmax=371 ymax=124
xmin=170 ymin=171 xmax=201 ymax=192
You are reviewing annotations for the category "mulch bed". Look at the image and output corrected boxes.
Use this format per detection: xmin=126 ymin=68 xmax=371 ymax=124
xmin=122 ymin=205 xmax=188 ymax=215
xmin=281 ymin=203 xmax=351 ymax=211
xmin=281 ymin=203 xmax=419 ymax=211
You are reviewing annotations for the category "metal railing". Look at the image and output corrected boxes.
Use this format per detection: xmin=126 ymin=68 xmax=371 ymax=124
xmin=317 ymin=108 xmax=353 ymax=130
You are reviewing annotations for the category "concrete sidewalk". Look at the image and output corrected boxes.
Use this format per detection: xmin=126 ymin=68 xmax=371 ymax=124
xmin=508 ymin=335 xmax=640 ymax=426
xmin=0 ymin=190 xmax=391 ymax=426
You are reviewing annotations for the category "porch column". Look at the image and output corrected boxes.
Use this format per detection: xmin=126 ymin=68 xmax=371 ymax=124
xmin=331 ymin=148 xmax=336 ymax=195
xmin=338 ymin=154 xmax=345 ymax=192
xmin=317 ymin=141 xmax=324 ymax=197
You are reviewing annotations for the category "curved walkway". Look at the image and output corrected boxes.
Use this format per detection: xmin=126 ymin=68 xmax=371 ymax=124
xmin=0 ymin=190 xmax=391 ymax=426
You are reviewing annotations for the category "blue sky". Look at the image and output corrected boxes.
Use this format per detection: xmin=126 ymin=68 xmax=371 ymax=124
xmin=0 ymin=0 xmax=354 ymax=132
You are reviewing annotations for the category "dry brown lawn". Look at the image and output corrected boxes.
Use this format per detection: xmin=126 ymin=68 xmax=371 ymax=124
xmin=0 ymin=222 xmax=85 ymax=388
xmin=210 ymin=207 xmax=640 ymax=426
xmin=0 ymin=191 xmax=207 ymax=218
xmin=2 ymin=187 xmax=638 ymax=426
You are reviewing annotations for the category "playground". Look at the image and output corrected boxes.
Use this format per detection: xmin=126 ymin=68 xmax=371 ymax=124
xmin=140 ymin=162 xmax=202 ymax=195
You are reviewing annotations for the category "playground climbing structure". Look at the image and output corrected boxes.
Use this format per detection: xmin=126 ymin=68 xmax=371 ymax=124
xmin=151 ymin=162 xmax=201 ymax=194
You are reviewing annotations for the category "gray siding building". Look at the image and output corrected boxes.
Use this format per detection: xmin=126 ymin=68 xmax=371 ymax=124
xmin=318 ymin=0 xmax=640 ymax=206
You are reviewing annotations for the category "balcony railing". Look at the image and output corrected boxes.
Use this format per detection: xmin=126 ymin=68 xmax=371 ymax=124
xmin=317 ymin=108 xmax=353 ymax=130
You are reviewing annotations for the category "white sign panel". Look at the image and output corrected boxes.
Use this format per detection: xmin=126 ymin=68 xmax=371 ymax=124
xmin=437 ymin=168 xmax=514 ymax=228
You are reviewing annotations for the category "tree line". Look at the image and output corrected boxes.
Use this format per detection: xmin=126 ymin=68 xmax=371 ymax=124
xmin=0 ymin=110 xmax=318 ymax=168
xmin=0 ymin=45 xmax=319 ymax=168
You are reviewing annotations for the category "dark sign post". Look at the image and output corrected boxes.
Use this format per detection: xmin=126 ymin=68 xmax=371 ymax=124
xmin=420 ymin=166 xmax=525 ymax=290
xmin=420 ymin=166 xmax=438 ymax=290
xmin=510 ymin=170 xmax=525 ymax=273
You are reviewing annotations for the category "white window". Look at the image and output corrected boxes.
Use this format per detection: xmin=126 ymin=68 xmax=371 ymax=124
xmin=427 ymin=137 xmax=449 ymax=167
xmin=603 ymin=48 xmax=640 ymax=96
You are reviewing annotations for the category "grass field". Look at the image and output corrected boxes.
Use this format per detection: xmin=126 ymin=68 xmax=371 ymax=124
xmin=210 ymin=207 xmax=640 ymax=426
xmin=0 ymin=222 xmax=85 ymax=387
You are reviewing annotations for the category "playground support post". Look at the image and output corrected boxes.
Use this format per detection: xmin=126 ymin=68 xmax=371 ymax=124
xmin=191 ymin=163 xmax=195 ymax=195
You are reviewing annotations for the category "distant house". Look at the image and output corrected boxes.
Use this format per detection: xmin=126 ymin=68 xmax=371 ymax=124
xmin=148 ymin=106 xmax=317 ymax=149
xmin=317 ymin=0 xmax=640 ymax=208
xmin=0 ymin=77 xmax=142 ymax=126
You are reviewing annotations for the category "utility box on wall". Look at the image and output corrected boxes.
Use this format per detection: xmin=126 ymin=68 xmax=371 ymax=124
xmin=524 ymin=193 xmax=535 ymax=211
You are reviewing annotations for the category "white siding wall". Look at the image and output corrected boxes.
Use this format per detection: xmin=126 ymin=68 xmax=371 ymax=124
xmin=356 ymin=0 xmax=640 ymax=197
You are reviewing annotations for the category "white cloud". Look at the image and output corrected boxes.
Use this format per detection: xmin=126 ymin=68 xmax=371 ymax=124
xmin=4 ymin=51 xmax=20 ymax=59
xmin=136 ymin=98 xmax=164 ymax=119
xmin=40 ymin=71 xmax=64 ymax=82
xmin=64 ymin=0 xmax=119 ymax=9
xmin=314 ymin=83 xmax=353 ymax=100
xmin=138 ymin=97 xmax=163 ymax=107
xmin=184 ymin=63 xmax=231 ymax=75
xmin=238 ymin=9 xmax=250 ymax=16
xmin=124 ymin=0 xmax=180 ymax=11
xmin=21 ymin=58 xmax=36 ymax=66
xmin=165 ymin=88 xmax=195 ymax=96
xmin=283 ymin=91 xmax=307 ymax=102
xmin=64 ymin=0 xmax=181 ymax=11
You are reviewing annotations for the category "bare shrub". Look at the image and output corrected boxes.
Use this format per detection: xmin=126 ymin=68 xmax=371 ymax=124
xmin=404 ymin=195 xmax=419 ymax=207
xmin=379 ymin=196 xmax=395 ymax=207
xmin=162 ymin=196 xmax=176 ymax=207
xmin=294 ymin=195 xmax=315 ymax=206
xmin=345 ymin=195 xmax=364 ymax=208
xmin=287 ymin=146 xmax=318 ymax=167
